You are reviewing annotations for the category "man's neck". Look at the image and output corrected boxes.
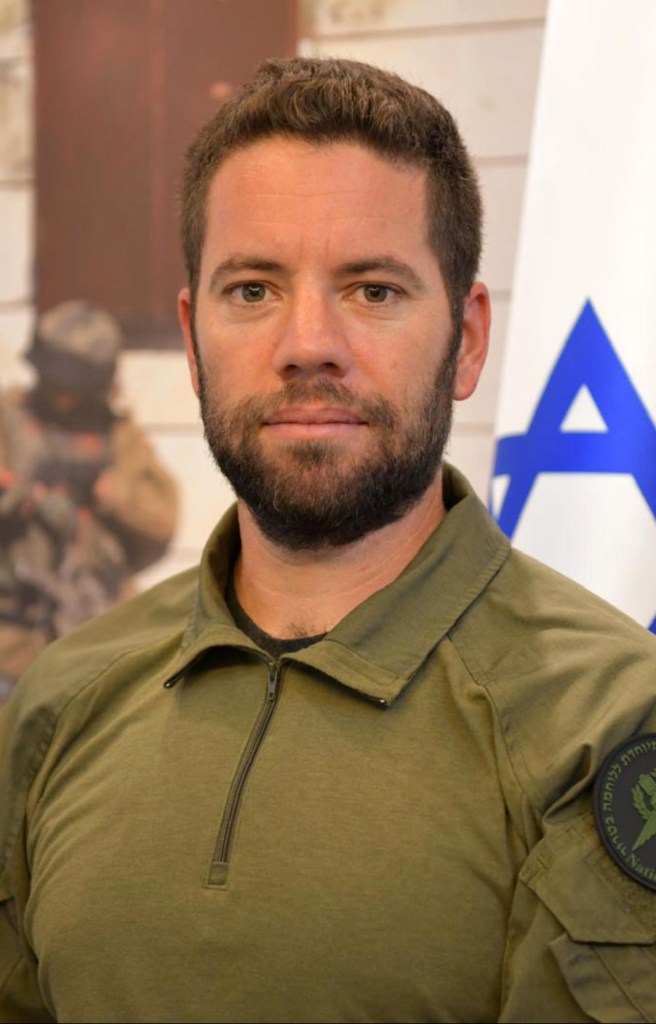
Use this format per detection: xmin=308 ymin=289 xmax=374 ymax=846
xmin=232 ymin=472 xmax=446 ymax=639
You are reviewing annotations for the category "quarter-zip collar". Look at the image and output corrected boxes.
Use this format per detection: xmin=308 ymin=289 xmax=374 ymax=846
xmin=165 ymin=465 xmax=510 ymax=704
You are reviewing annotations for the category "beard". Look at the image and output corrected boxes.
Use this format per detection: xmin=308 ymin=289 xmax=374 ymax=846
xmin=197 ymin=341 xmax=458 ymax=551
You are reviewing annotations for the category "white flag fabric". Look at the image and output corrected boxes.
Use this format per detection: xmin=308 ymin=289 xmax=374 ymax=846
xmin=490 ymin=0 xmax=656 ymax=633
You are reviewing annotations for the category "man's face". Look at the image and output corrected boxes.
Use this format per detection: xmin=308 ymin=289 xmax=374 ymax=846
xmin=180 ymin=138 xmax=488 ymax=549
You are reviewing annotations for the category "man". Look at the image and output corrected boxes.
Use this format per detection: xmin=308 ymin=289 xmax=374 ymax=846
xmin=0 ymin=301 xmax=178 ymax=700
xmin=1 ymin=58 xmax=655 ymax=1023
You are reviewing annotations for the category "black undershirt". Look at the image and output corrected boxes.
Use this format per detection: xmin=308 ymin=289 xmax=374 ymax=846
xmin=225 ymin=576 xmax=326 ymax=660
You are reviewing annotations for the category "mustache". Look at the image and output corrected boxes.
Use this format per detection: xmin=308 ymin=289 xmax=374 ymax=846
xmin=208 ymin=376 xmax=397 ymax=430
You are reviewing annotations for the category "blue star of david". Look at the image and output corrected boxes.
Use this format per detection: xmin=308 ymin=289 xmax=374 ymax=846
xmin=492 ymin=299 xmax=656 ymax=633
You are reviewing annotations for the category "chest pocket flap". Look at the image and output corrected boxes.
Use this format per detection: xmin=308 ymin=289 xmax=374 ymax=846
xmin=521 ymin=814 xmax=656 ymax=1023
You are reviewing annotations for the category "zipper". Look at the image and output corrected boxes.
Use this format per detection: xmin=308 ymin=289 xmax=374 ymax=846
xmin=208 ymin=659 xmax=282 ymax=886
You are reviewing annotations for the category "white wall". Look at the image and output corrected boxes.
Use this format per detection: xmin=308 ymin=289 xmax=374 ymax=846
xmin=0 ymin=0 xmax=34 ymax=389
xmin=0 ymin=0 xmax=547 ymax=589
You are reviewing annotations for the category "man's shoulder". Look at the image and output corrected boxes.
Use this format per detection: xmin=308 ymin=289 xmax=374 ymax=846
xmin=456 ymin=542 xmax=656 ymax=671
xmin=9 ymin=565 xmax=200 ymax=714
xmin=450 ymin=544 xmax=656 ymax=814
xmin=0 ymin=566 xmax=201 ymax=888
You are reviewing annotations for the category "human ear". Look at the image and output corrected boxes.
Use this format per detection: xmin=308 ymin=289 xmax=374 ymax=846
xmin=453 ymin=282 xmax=490 ymax=401
xmin=178 ymin=286 xmax=201 ymax=398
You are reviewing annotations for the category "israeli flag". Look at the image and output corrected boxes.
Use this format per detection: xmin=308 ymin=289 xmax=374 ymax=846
xmin=491 ymin=0 xmax=656 ymax=634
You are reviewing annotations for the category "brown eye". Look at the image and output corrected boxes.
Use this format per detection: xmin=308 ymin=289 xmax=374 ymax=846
xmin=240 ymin=283 xmax=267 ymax=302
xmin=362 ymin=284 xmax=390 ymax=303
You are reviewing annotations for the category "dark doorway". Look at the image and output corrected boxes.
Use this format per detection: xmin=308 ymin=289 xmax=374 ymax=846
xmin=33 ymin=0 xmax=298 ymax=348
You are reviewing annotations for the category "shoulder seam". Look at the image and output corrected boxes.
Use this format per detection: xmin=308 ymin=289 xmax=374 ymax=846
xmin=446 ymin=629 xmax=544 ymax=825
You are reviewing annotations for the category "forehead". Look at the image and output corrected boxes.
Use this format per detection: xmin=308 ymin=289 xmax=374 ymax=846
xmin=211 ymin=134 xmax=425 ymax=181
xmin=207 ymin=138 xmax=429 ymax=224
xmin=202 ymin=137 xmax=432 ymax=264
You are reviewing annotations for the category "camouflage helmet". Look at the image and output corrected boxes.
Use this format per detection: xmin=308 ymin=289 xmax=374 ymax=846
xmin=27 ymin=300 xmax=122 ymax=392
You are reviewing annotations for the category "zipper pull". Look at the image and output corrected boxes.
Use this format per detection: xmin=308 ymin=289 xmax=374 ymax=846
xmin=267 ymin=661 xmax=281 ymax=700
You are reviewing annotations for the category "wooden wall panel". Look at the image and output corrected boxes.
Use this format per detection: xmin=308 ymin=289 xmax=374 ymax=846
xmin=33 ymin=0 xmax=298 ymax=346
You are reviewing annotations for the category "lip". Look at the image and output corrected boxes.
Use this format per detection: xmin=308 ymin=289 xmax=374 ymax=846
xmin=261 ymin=405 xmax=368 ymax=441
xmin=263 ymin=406 xmax=367 ymax=426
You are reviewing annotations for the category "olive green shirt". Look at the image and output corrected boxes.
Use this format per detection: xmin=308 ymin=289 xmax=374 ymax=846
xmin=1 ymin=466 xmax=655 ymax=1023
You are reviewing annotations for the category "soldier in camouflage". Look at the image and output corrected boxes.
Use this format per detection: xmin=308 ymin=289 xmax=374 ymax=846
xmin=0 ymin=300 xmax=178 ymax=701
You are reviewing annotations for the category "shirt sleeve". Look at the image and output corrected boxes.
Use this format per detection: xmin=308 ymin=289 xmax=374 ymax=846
xmin=94 ymin=416 xmax=179 ymax=571
xmin=0 ymin=686 xmax=56 ymax=1024
xmin=0 ymin=895 xmax=54 ymax=1024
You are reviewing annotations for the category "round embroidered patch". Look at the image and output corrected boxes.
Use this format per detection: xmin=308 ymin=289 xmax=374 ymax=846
xmin=594 ymin=733 xmax=656 ymax=891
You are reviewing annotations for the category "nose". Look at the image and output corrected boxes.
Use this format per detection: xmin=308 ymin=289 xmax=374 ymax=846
xmin=271 ymin=288 xmax=353 ymax=380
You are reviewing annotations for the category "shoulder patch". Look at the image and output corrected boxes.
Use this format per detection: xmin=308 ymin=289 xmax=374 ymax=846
xmin=594 ymin=734 xmax=656 ymax=891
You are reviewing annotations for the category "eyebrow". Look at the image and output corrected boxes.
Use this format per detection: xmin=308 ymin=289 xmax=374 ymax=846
xmin=207 ymin=254 xmax=428 ymax=294
xmin=208 ymin=257 xmax=285 ymax=294
xmin=335 ymin=258 xmax=427 ymax=292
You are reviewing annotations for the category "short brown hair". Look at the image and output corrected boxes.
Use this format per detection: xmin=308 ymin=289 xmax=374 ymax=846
xmin=180 ymin=56 xmax=482 ymax=325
